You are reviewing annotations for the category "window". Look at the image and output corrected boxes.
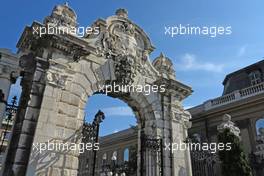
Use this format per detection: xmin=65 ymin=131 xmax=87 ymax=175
xmin=256 ymin=118 xmax=264 ymax=135
xmin=249 ymin=71 xmax=262 ymax=86
xmin=124 ymin=148 xmax=129 ymax=161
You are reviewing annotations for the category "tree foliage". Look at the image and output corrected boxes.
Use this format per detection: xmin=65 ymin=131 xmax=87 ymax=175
xmin=217 ymin=128 xmax=252 ymax=176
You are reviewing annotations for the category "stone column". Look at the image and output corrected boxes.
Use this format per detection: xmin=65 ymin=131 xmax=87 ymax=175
xmin=25 ymin=62 xmax=85 ymax=176
xmin=0 ymin=49 xmax=19 ymax=128
xmin=157 ymin=82 xmax=193 ymax=176
xmin=2 ymin=54 xmax=47 ymax=176
xmin=171 ymin=110 xmax=193 ymax=176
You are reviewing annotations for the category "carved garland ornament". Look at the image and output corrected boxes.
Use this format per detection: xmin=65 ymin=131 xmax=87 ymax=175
xmin=95 ymin=19 xmax=155 ymax=84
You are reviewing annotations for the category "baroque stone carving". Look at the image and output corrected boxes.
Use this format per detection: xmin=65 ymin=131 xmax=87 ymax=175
xmin=92 ymin=9 xmax=158 ymax=83
xmin=174 ymin=110 xmax=192 ymax=128
xmin=153 ymin=53 xmax=176 ymax=80
xmin=46 ymin=71 xmax=68 ymax=88
xmin=217 ymin=114 xmax=240 ymax=137
xmin=44 ymin=3 xmax=77 ymax=28
xmin=113 ymin=54 xmax=136 ymax=85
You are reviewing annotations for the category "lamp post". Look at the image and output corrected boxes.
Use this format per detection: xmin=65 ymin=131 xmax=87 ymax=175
xmin=82 ymin=110 xmax=105 ymax=176
xmin=0 ymin=96 xmax=17 ymax=153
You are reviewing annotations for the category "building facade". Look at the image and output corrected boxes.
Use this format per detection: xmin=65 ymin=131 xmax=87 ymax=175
xmin=189 ymin=60 xmax=264 ymax=176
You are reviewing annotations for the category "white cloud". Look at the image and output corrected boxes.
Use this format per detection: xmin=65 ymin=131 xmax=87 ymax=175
xmin=113 ymin=130 xmax=119 ymax=133
xmin=237 ymin=45 xmax=247 ymax=57
xmin=184 ymin=105 xmax=194 ymax=109
xmin=177 ymin=53 xmax=224 ymax=73
xmin=101 ymin=106 xmax=134 ymax=117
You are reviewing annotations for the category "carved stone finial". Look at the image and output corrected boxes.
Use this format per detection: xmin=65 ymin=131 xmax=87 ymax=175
xmin=44 ymin=3 xmax=77 ymax=28
xmin=217 ymin=114 xmax=240 ymax=137
xmin=115 ymin=8 xmax=128 ymax=18
xmin=153 ymin=53 xmax=176 ymax=80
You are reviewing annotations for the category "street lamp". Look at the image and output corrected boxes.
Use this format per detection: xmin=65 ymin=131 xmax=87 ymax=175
xmin=82 ymin=110 xmax=105 ymax=176
xmin=0 ymin=96 xmax=17 ymax=153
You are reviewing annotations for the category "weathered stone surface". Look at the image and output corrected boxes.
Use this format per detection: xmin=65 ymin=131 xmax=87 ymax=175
xmin=1 ymin=4 xmax=194 ymax=176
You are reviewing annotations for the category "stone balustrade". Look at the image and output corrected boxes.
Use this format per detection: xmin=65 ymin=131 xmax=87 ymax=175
xmin=240 ymin=82 xmax=264 ymax=97
xmin=205 ymin=82 xmax=264 ymax=110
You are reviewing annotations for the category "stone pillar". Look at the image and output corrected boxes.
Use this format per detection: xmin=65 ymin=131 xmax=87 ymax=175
xmin=171 ymin=110 xmax=193 ymax=176
xmin=0 ymin=49 xmax=19 ymax=127
xmin=2 ymin=54 xmax=48 ymax=176
xmin=25 ymin=62 xmax=84 ymax=176
xmin=155 ymin=79 xmax=193 ymax=176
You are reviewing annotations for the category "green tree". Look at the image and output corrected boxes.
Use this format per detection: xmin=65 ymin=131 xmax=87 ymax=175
xmin=217 ymin=128 xmax=252 ymax=176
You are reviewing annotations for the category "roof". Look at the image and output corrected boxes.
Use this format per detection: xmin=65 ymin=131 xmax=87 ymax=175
xmin=222 ymin=59 xmax=264 ymax=85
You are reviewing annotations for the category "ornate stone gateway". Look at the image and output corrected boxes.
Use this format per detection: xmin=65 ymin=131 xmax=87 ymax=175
xmin=1 ymin=4 xmax=193 ymax=176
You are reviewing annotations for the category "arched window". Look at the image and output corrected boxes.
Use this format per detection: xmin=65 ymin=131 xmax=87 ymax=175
xmin=256 ymin=118 xmax=264 ymax=135
xmin=124 ymin=148 xmax=129 ymax=161
xmin=249 ymin=71 xmax=262 ymax=86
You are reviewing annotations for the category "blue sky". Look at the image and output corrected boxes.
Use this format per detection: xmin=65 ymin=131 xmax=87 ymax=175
xmin=1 ymin=0 xmax=264 ymax=136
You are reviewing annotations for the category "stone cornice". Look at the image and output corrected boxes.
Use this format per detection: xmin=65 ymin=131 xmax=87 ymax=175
xmin=17 ymin=22 xmax=96 ymax=61
xmin=154 ymin=78 xmax=193 ymax=100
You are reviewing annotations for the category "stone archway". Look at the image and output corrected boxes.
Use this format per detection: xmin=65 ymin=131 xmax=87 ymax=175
xmin=2 ymin=4 xmax=193 ymax=176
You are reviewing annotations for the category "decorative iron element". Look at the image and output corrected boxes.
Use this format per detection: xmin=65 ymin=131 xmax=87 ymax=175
xmin=0 ymin=96 xmax=18 ymax=153
xmin=187 ymin=135 xmax=221 ymax=176
xmin=140 ymin=131 xmax=163 ymax=176
xmin=101 ymin=160 xmax=132 ymax=176
xmin=190 ymin=149 xmax=220 ymax=176
xmin=78 ymin=110 xmax=105 ymax=176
